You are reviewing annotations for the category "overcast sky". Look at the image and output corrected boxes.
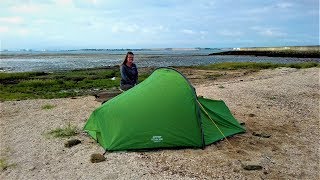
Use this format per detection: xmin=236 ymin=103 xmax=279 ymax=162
xmin=0 ymin=0 xmax=319 ymax=50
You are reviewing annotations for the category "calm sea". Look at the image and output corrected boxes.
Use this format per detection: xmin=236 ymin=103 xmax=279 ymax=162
xmin=0 ymin=49 xmax=319 ymax=72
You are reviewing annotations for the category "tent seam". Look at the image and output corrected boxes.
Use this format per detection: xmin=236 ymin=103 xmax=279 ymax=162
xmin=154 ymin=67 xmax=205 ymax=149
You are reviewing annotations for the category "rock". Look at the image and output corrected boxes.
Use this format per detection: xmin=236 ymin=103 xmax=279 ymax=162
xmin=161 ymin=166 xmax=170 ymax=171
xmin=252 ymin=132 xmax=271 ymax=138
xmin=64 ymin=139 xmax=81 ymax=148
xmin=243 ymin=165 xmax=263 ymax=171
xmin=233 ymin=168 xmax=240 ymax=173
xmin=248 ymin=113 xmax=256 ymax=117
xmin=28 ymin=166 xmax=36 ymax=171
xmin=90 ymin=153 xmax=106 ymax=163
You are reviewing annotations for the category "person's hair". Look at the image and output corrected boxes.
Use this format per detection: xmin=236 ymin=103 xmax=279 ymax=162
xmin=122 ymin=51 xmax=134 ymax=65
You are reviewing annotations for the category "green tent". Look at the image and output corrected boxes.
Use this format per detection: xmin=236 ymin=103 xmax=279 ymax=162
xmin=83 ymin=68 xmax=245 ymax=151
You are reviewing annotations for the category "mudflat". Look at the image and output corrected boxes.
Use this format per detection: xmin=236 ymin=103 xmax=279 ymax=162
xmin=1 ymin=67 xmax=319 ymax=179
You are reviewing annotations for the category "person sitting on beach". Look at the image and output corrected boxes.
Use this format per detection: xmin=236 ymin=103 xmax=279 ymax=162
xmin=120 ymin=51 xmax=138 ymax=91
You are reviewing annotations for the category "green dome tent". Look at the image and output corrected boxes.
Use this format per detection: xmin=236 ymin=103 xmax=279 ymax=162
xmin=84 ymin=68 xmax=245 ymax=151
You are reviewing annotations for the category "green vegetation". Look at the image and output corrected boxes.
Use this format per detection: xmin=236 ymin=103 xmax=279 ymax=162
xmin=42 ymin=104 xmax=56 ymax=110
xmin=268 ymin=96 xmax=277 ymax=100
xmin=47 ymin=123 xmax=78 ymax=138
xmin=197 ymin=62 xmax=319 ymax=70
xmin=0 ymin=67 xmax=149 ymax=101
xmin=209 ymin=46 xmax=320 ymax=58
xmin=0 ymin=62 xmax=318 ymax=101
xmin=0 ymin=158 xmax=16 ymax=171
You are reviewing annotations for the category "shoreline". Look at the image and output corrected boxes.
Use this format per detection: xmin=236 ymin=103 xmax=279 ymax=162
xmin=0 ymin=62 xmax=319 ymax=101
xmin=1 ymin=51 xmax=319 ymax=73
xmin=209 ymin=50 xmax=320 ymax=58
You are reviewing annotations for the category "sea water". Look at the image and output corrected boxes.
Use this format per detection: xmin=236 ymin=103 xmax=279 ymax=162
xmin=0 ymin=49 xmax=319 ymax=72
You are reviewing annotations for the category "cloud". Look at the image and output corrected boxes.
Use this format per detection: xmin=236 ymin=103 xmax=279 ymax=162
xmin=246 ymin=2 xmax=295 ymax=15
xmin=181 ymin=29 xmax=195 ymax=34
xmin=0 ymin=16 xmax=24 ymax=24
xmin=261 ymin=29 xmax=286 ymax=37
xmin=200 ymin=31 xmax=208 ymax=35
xmin=111 ymin=22 xmax=169 ymax=35
xmin=47 ymin=34 xmax=65 ymax=40
xmin=251 ymin=26 xmax=287 ymax=37
xmin=246 ymin=6 xmax=271 ymax=14
xmin=0 ymin=0 xmax=318 ymax=49
xmin=88 ymin=0 xmax=98 ymax=5
xmin=218 ymin=30 xmax=243 ymax=37
xmin=10 ymin=4 xmax=43 ymax=13
xmin=17 ymin=29 xmax=30 ymax=36
xmin=0 ymin=26 xmax=9 ymax=33
xmin=141 ymin=25 xmax=169 ymax=34
xmin=275 ymin=2 xmax=294 ymax=9
xmin=33 ymin=19 xmax=52 ymax=24
xmin=54 ymin=0 xmax=74 ymax=7
xmin=199 ymin=31 xmax=208 ymax=39
xmin=200 ymin=1 xmax=216 ymax=9
xmin=307 ymin=9 xmax=319 ymax=16
xmin=112 ymin=23 xmax=139 ymax=33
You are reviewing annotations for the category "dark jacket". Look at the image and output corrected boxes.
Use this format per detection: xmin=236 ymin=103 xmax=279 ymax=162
xmin=120 ymin=63 xmax=138 ymax=86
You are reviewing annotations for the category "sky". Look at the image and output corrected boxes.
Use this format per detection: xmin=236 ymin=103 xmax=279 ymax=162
xmin=0 ymin=0 xmax=319 ymax=50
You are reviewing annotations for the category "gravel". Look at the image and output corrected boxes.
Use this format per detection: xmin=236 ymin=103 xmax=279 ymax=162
xmin=1 ymin=67 xmax=319 ymax=179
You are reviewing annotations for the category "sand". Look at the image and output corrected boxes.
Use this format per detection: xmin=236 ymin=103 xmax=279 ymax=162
xmin=0 ymin=67 xmax=319 ymax=179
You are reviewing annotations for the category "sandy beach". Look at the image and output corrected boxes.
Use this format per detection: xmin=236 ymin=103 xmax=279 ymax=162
xmin=0 ymin=67 xmax=319 ymax=179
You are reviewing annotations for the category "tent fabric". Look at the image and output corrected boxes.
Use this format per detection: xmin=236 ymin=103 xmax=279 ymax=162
xmin=198 ymin=97 xmax=245 ymax=145
xmin=83 ymin=68 xmax=245 ymax=151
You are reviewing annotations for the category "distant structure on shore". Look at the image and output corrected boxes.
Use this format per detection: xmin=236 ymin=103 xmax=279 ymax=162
xmin=232 ymin=45 xmax=319 ymax=52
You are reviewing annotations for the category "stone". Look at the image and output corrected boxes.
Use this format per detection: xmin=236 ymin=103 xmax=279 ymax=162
xmin=90 ymin=153 xmax=106 ymax=163
xmin=252 ymin=132 xmax=271 ymax=138
xmin=64 ymin=139 xmax=81 ymax=148
xmin=243 ymin=165 xmax=263 ymax=171
xmin=248 ymin=113 xmax=256 ymax=117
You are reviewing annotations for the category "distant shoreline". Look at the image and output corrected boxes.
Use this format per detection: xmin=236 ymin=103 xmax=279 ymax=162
xmin=208 ymin=50 xmax=320 ymax=58
xmin=208 ymin=46 xmax=320 ymax=58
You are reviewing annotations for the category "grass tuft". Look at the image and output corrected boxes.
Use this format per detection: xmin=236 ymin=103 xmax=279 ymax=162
xmin=0 ymin=158 xmax=16 ymax=171
xmin=0 ymin=158 xmax=8 ymax=171
xmin=42 ymin=104 xmax=56 ymax=110
xmin=47 ymin=123 xmax=78 ymax=138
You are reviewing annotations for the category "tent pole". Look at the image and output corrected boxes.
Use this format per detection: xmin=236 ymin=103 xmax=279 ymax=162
xmin=196 ymin=99 xmax=235 ymax=149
